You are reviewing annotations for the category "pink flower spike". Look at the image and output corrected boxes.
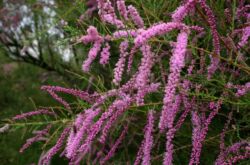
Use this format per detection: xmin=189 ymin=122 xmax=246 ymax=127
xmin=238 ymin=25 xmax=250 ymax=48
xmin=98 ymin=0 xmax=125 ymax=28
xmin=113 ymin=41 xmax=129 ymax=85
xmin=19 ymin=125 xmax=52 ymax=153
xmin=99 ymin=95 xmax=132 ymax=144
xmin=128 ymin=5 xmax=144 ymax=28
xmin=12 ymin=109 xmax=56 ymax=120
xmin=82 ymin=40 xmax=103 ymax=72
xmin=65 ymin=108 xmax=100 ymax=159
xmin=172 ymin=0 xmax=196 ymax=22
xmin=117 ymin=0 xmax=128 ymax=20
xmin=100 ymin=126 xmax=128 ymax=165
xmin=134 ymin=110 xmax=155 ymax=165
xmin=159 ymin=31 xmax=189 ymax=131
xmin=41 ymin=85 xmax=96 ymax=103
xmin=142 ymin=110 xmax=154 ymax=165
xmin=79 ymin=26 xmax=100 ymax=44
xmin=113 ymin=30 xmax=138 ymax=39
xmin=197 ymin=0 xmax=220 ymax=78
xmin=43 ymin=127 xmax=70 ymax=164
xmin=134 ymin=22 xmax=187 ymax=48
xmin=100 ymin=42 xmax=111 ymax=65
xmin=47 ymin=90 xmax=71 ymax=110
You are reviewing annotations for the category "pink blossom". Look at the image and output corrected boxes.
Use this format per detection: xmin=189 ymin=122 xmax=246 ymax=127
xmin=13 ymin=109 xmax=56 ymax=120
xmin=134 ymin=22 xmax=187 ymax=47
xmin=113 ymin=41 xmax=129 ymax=85
xmin=41 ymin=85 xmax=95 ymax=103
xmin=100 ymin=42 xmax=111 ymax=65
xmin=128 ymin=5 xmax=144 ymax=28
xmin=159 ymin=31 xmax=189 ymax=131
xmin=238 ymin=25 xmax=250 ymax=48
xmin=142 ymin=110 xmax=154 ymax=165
xmin=99 ymin=95 xmax=131 ymax=143
xmin=113 ymin=29 xmax=138 ymax=39
xmin=100 ymin=126 xmax=128 ymax=165
xmin=189 ymin=100 xmax=222 ymax=165
xmin=43 ymin=127 xmax=70 ymax=164
xmin=197 ymin=0 xmax=220 ymax=78
xmin=171 ymin=0 xmax=196 ymax=22
xmin=66 ymin=108 xmax=100 ymax=159
xmin=79 ymin=26 xmax=100 ymax=44
xmin=82 ymin=40 xmax=103 ymax=72
xmin=74 ymin=96 xmax=132 ymax=162
xmin=20 ymin=125 xmax=52 ymax=153
xmin=46 ymin=90 xmax=71 ymax=110
xmin=134 ymin=110 xmax=155 ymax=165
xmin=117 ymin=0 xmax=128 ymax=20
xmin=97 ymin=0 xmax=125 ymax=28
xmin=135 ymin=44 xmax=155 ymax=105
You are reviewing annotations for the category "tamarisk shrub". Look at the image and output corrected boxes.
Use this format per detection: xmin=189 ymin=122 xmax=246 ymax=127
xmin=6 ymin=0 xmax=250 ymax=164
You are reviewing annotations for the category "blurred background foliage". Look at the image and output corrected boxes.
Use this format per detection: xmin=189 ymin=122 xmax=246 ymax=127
xmin=0 ymin=0 xmax=249 ymax=164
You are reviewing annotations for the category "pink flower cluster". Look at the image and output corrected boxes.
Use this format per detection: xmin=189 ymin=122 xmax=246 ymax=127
xmin=134 ymin=110 xmax=154 ymax=165
xmin=12 ymin=109 xmax=56 ymax=120
xmin=11 ymin=0 xmax=250 ymax=164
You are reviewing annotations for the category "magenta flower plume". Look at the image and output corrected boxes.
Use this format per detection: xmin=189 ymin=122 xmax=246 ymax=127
xmin=46 ymin=89 xmax=71 ymax=110
xmin=82 ymin=40 xmax=103 ymax=72
xmin=79 ymin=26 xmax=104 ymax=72
xmin=12 ymin=109 xmax=56 ymax=120
xmin=134 ymin=22 xmax=187 ymax=48
xmin=65 ymin=108 xmax=100 ymax=159
xmin=165 ymin=95 xmax=182 ymax=129
xmin=79 ymin=26 xmax=101 ymax=44
xmin=99 ymin=95 xmax=132 ymax=144
xmin=74 ymin=113 xmax=86 ymax=130
xmin=189 ymin=111 xmax=202 ymax=165
xmin=142 ymin=110 xmax=154 ymax=165
xmin=135 ymin=44 xmax=155 ymax=105
xmin=19 ymin=124 xmax=52 ymax=153
xmin=117 ymin=0 xmax=128 ymax=20
xmin=163 ymin=95 xmax=182 ymax=165
xmin=100 ymin=126 xmax=128 ymax=165
xmin=164 ymin=128 xmax=177 ymax=165
xmin=128 ymin=5 xmax=144 ymax=28
xmin=215 ymin=141 xmax=250 ymax=165
xmin=189 ymin=100 xmax=222 ymax=165
xmin=171 ymin=0 xmax=196 ymax=22
xmin=159 ymin=31 xmax=189 ymax=131
xmin=226 ymin=82 xmax=250 ymax=97
xmin=102 ymin=14 xmax=125 ymax=29
xmin=65 ymin=129 xmax=75 ymax=159
xmin=113 ymin=29 xmax=138 ymax=39
xmin=197 ymin=0 xmax=220 ymax=78
xmin=134 ymin=140 xmax=144 ymax=165
xmin=113 ymin=40 xmax=129 ymax=85
xmin=74 ymin=96 xmax=132 ymax=162
xmin=41 ymin=85 xmax=97 ymax=103
xmin=134 ymin=110 xmax=154 ymax=165
xmin=100 ymin=42 xmax=111 ymax=65
xmin=97 ymin=0 xmax=124 ymax=28
xmin=41 ymin=85 xmax=98 ymax=110
xmin=43 ymin=127 xmax=70 ymax=164
xmin=236 ymin=82 xmax=250 ymax=97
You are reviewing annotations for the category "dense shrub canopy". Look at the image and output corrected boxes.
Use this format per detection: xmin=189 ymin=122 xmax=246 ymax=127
xmin=0 ymin=0 xmax=250 ymax=164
